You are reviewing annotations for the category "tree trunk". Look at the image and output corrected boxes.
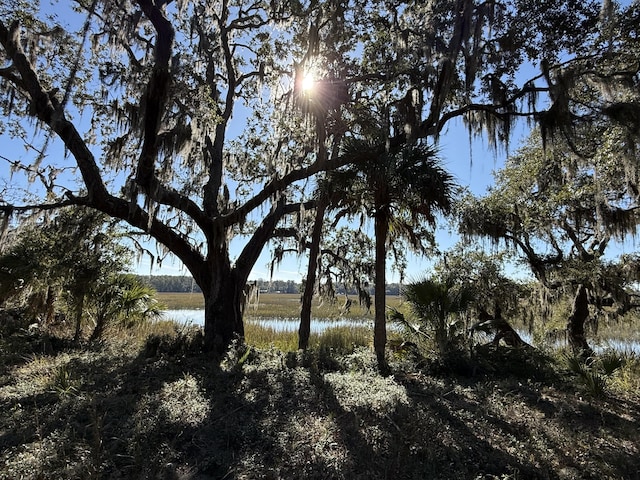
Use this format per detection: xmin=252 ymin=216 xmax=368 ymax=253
xmin=72 ymin=293 xmax=85 ymax=344
xmin=195 ymin=207 xmax=285 ymax=357
xmin=90 ymin=314 xmax=106 ymax=343
xmin=374 ymin=209 xmax=389 ymax=374
xmin=200 ymin=266 xmax=246 ymax=357
xmin=567 ymin=284 xmax=594 ymax=358
xmin=44 ymin=285 xmax=57 ymax=326
xmin=474 ymin=306 xmax=529 ymax=348
xmin=299 ymin=198 xmax=327 ymax=350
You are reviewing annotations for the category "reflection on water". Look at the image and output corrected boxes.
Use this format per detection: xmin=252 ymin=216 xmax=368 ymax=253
xmin=516 ymin=329 xmax=640 ymax=354
xmin=163 ymin=309 xmax=205 ymax=325
xmin=162 ymin=309 xmax=372 ymax=333
xmin=162 ymin=310 xmax=639 ymax=352
xmin=593 ymin=339 xmax=640 ymax=354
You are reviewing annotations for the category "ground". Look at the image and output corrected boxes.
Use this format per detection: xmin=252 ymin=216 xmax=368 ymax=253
xmin=0 ymin=318 xmax=639 ymax=479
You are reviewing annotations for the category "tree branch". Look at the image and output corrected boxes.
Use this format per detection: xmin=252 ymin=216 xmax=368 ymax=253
xmin=0 ymin=19 xmax=110 ymax=203
xmin=133 ymin=0 xmax=174 ymax=190
xmin=234 ymin=200 xmax=315 ymax=281
xmin=222 ymin=154 xmax=351 ymax=227
xmin=0 ymin=18 xmax=208 ymax=276
xmin=0 ymin=199 xmax=75 ymax=214
xmin=68 ymin=192 xmax=205 ymax=276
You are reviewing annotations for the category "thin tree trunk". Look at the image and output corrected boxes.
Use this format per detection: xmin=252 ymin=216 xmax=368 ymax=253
xmin=299 ymin=198 xmax=327 ymax=349
xmin=567 ymin=284 xmax=594 ymax=358
xmin=72 ymin=293 xmax=85 ymax=344
xmin=374 ymin=209 xmax=389 ymax=374
xmin=90 ymin=314 xmax=106 ymax=342
xmin=44 ymin=285 xmax=56 ymax=326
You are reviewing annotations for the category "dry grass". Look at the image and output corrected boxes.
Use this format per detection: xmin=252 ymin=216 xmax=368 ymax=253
xmin=245 ymin=322 xmax=372 ymax=352
xmin=1 ymin=328 xmax=639 ymax=480
xmin=1 ymin=309 xmax=640 ymax=480
xmin=156 ymin=292 xmax=204 ymax=309
xmin=157 ymin=292 xmax=405 ymax=320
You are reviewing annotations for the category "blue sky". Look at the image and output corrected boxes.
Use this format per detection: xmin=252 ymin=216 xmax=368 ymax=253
xmin=6 ymin=1 xmax=635 ymax=283
xmin=132 ymin=116 xmax=529 ymax=281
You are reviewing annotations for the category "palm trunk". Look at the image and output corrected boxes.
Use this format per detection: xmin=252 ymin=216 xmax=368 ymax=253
xmin=374 ymin=209 xmax=389 ymax=374
xmin=44 ymin=285 xmax=57 ymax=326
xmin=299 ymin=198 xmax=327 ymax=349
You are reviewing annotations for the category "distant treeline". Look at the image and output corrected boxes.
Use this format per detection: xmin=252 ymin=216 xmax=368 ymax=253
xmin=136 ymin=275 xmax=403 ymax=295
xmin=135 ymin=276 xmax=299 ymax=294
xmin=136 ymin=275 xmax=202 ymax=293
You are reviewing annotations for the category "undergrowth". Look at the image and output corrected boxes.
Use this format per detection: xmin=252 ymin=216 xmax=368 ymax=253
xmin=1 ymin=311 xmax=639 ymax=479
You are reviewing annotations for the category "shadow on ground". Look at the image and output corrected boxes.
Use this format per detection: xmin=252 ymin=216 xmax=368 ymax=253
xmin=1 ymin=328 xmax=639 ymax=479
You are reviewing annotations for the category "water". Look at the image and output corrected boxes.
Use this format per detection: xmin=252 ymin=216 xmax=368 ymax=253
xmin=593 ymin=339 xmax=640 ymax=354
xmin=162 ymin=310 xmax=640 ymax=353
xmin=162 ymin=309 xmax=372 ymax=333
xmin=163 ymin=309 xmax=206 ymax=325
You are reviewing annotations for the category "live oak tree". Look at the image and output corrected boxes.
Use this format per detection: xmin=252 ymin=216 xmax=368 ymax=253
xmin=455 ymin=0 xmax=640 ymax=356
xmin=1 ymin=0 xmax=631 ymax=356
xmin=0 ymin=0 xmax=328 ymax=355
xmin=457 ymin=130 xmax=640 ymax=356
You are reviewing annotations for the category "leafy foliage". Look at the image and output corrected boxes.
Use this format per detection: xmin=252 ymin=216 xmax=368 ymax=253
xmin=87 ymin=273 xmax=165 ymax=341
xmin=0 ymin=207 xmax=162 ymax=340
xmin=391 ymin=276 xmax=474 ymax=357
xmin=0 ymin=208 xmax=129 ymax=312
xmin=458 ymin=128 xmax=640 ymax=329
xmin=1 ymin=0 xmax=637 ymax=354
xmin=562 ymin=351 xmax=628 ymax=398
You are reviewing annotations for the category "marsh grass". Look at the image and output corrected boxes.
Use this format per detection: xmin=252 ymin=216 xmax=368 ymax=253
xmin=157 ymin=292 xmax=404 ymax=320
xmin=244 ymin=322 xmax=298 ymax=351
xmin=156 ymin=292 xmax=204 ymax=309
xmin=595 ymin=310 xmax=640 ymax=342
xmin=245 ymin=322 xmax=371 ymax=353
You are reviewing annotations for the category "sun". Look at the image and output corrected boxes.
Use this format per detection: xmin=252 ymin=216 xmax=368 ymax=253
xmin=301 ymin=71 xmax=316 ymax=93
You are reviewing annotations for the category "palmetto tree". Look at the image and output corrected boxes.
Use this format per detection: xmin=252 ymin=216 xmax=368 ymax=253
xmin=88 ymin=273 xmax=165 ymax=342
xmin=393 ymin=277 xmax=475 ymax=357
xmin=328 ymin=138 xmax=457 ymax=372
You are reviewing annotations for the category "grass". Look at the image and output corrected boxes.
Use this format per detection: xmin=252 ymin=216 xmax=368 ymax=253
xmin=156 ymin=292 xmax=204 ymax=309
xmin=158 ymin=292 xmax=402 ymax=354
xmin=2 ymin=306 xmax=640 ymax=479
xmin=245 ymin=322 xmax=373 ymax=352
xmin=157 ymin=292 xmax=405 ymax=319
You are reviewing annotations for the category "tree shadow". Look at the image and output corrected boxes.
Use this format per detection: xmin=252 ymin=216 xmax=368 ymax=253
xmin=2 ymin=334 xmax=640 ymax=479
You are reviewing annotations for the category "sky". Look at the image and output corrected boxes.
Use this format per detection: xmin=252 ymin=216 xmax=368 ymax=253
xmin=132 ymin=116 xmax=528 ymax=282
xmin=5 ymin=1 xmax=634 ymax=284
